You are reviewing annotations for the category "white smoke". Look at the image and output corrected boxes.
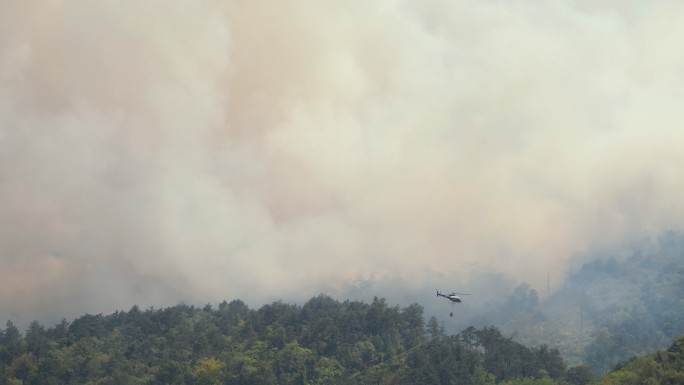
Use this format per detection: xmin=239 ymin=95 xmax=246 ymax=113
xmin=1 ymin=0 xmax=684 ymax=325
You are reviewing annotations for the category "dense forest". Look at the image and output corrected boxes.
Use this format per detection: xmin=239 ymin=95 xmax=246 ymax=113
xmin=491 ymin=232 xmax=684 ymax=374
xmin=594 ymin=334 xmax=684 ymax=385
xmin=0 ymin=295 xmax=593 ymax=385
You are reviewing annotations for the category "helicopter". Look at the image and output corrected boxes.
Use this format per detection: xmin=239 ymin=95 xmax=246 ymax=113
xmin=436 ymin=289 xmax=470 ymax=303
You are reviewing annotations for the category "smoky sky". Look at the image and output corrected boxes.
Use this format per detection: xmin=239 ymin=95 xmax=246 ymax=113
xmin=2 ymin=0 xmax=684 ymax=325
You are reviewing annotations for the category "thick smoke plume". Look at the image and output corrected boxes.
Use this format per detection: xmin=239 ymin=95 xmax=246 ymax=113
xmin=1 ymin=0 xmax=684 ymax=325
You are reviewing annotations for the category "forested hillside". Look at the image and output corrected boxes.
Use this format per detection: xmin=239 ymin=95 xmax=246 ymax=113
xmin=2 ymin=234 xmax=683 ymax=384
xmin=594 ymin=334 xmax=684 ymax=385
xmin=0 ymin=296 xmax=591 ymax=385
xmin=493 ymin=232 xmax=684 ymax=374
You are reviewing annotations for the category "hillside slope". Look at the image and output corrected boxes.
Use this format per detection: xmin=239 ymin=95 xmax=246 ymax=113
xmin=0 ymin=296 xmax=588 ymax=385
xmin=594 ymin=334 xmax=684 ymax=385
xmin=497 ymin=232 xmax=684 ymax=374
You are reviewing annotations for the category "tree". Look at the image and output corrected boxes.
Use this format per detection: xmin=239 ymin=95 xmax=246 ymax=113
xmin=231 ymin=340 xmax=276 ymax=385
xmin=1 ymin=321 xmax=24 ymax=364
xmin=536 ymin=344 xmax=565 ymax=379
xmin=312 ymin=356 xmax=343 ymax=385
xmin=400 ymin=303 xmax=425 ymax=348
xmin=46 ymin=318 xmax=70 ymax=347
xmin=152 ymin=360 xmax=194 ymax=385
xmin=472 ymin=365 xmax=497 ymax=385
xmin=275 ymin=341 xmax=314 ymax=385
xmin=426 ymin=316 xmax=444 ymax=339
xmin=25 ymin=320 xmax=49 ymax=357
xmin=5 ymin=353 xmax=38 ymax=384
xmin=195 ymin=357 xmax=226 ymax=385
xmin=404 ymin=346 xmax=440 ymax=385
xmin=69 ymin=313 xmax=106 ymax=339
xmin=565 ymin=364 xmax=593 ymax=385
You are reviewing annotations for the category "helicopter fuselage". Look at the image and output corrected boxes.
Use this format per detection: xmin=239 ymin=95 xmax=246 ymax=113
xmin=437 ymin=290 xmax=463 ymax=303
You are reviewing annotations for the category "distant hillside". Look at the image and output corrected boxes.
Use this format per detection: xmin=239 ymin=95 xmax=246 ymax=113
xmin=594 ymin=334 xmax=684 ymax=385
xmin=495 ymin=232 xmax=684 ymax=374
xmin=317 ymin=231 xmax=684 ymax=377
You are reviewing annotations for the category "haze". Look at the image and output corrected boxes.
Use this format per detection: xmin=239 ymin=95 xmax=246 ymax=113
xmin=2 ymin=0 xmax=684 ymax=325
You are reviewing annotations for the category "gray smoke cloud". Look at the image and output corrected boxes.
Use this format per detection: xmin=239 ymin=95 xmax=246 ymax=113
xmin=2 ymin=0 xmax=684 ymax=325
